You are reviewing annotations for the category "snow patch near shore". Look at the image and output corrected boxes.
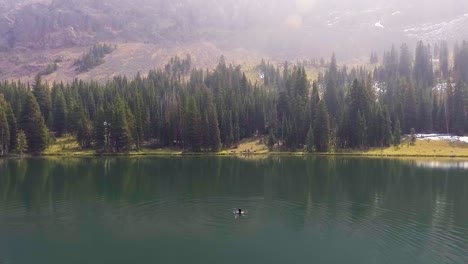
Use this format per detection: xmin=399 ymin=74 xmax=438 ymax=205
xmin=416 ymin=134 xmax=468 ymax=143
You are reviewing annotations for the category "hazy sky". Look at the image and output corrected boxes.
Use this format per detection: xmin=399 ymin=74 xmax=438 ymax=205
xmin=2 ymin=0 xmax=468 ymax=59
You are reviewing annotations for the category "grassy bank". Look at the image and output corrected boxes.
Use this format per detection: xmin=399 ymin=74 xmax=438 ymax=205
xmin=358 ymin=139 xmax=468 ymax=157
xmin=12 ymin=136 xmax=468 ymax=159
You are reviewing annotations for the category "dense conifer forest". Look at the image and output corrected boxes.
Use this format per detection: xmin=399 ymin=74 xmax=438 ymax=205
xmin=1 ymin=40 xmax=468 ymax=155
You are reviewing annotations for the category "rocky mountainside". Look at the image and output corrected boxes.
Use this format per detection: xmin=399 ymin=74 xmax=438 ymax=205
xmin=0 ymin=0 xmax=286 ymax=51
xmin=1 ymin=0 xmax=468 ymax=82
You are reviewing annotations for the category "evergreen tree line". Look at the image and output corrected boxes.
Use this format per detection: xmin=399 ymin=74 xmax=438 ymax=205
xmin=74 ymin=43 xmax=116 ymax=73
xmin=0 ymin=56 xmax=273 ymax=154
xmin=1 ymin=40 xmax=468 ymax=155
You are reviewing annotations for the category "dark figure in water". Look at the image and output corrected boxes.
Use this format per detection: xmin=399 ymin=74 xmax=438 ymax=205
xmin=234 ymin=208 xmax=246 ymax=218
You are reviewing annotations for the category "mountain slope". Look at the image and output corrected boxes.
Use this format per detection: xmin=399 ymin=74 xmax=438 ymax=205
xmin=1 ymin=0 xmax=468 ymax=82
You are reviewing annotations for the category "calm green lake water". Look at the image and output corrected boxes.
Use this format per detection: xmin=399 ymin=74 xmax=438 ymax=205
xmin=0 ymin=157 xmax=467 ymax=264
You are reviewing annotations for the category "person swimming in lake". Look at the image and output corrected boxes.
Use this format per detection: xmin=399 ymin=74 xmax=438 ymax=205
xmin=234 ymin=208 xmax=246 ymax=215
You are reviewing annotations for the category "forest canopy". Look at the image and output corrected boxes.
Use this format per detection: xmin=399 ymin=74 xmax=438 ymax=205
xmin=1 ymin=40 xmax=468 ymax=155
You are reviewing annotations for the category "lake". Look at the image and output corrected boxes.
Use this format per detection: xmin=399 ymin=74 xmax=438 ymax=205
xmin=0 ymin=157 xmax=467 ymax=264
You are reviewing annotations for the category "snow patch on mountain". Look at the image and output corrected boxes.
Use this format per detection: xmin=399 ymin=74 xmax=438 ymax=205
xmin=374 ymin=21 xmax=385 ymax=28
xmin=403 ymin=14 xmax=468 ymax=41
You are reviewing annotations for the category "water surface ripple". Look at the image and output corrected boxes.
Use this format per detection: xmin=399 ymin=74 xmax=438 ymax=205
xmin=1 ymin=157 xmax=467 ymax=264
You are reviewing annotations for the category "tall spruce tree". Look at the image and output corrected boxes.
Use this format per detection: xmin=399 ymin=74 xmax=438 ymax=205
xmin=186 ymin=97 xmax=202 ymax=152
xmin=32 ymin=75 xmax=52 ymax=125
xmin=111 ymin=97 xmax=133 ymax=152
xmin=15 ymin=130 xmax=28 ymax=155
xmin=399 ymin=43 xmax=412 ymax=79
xmin=393 ymin=119 xmax=401 ymax=146
xmin=439 ymin=41 xmax=449 ymax=80
xmin=0 ymin=103 xmax=9 ymax=155
xmin=413 ymin=41 xmax=434 ymax=88
xmin=5 ymin=103 xmax=17 ymax=151
xmin=453 ymin=81 xmax=467 ymax=135
xmin=310 ymin=81 xmax=320 ymax=123
xmin=76 ymin=112 xmax=93 ymax=149
xmin=402 ymin=79 xmax=417 ymax=133
xmin=314 ymin=101 xmax=330 ymax=152
xmin=0 ymin=94 xmax=15 ymax=154
xmin=306 ymin=125 xmax=314 ymax=152
xmin=348 ymin=79 xmax=372 ymax=148
xmin=382 ymin=106 xmax=392 ymax=147
xmin=324 ymin=54 xmax=340 ymax=121
xmin=208 ymin=106 xmax=222 ymax=152
xmin=20 ymin=93 xmax=49 ymax=153
xmin=52 ymin=87 xmax=68 ymax=137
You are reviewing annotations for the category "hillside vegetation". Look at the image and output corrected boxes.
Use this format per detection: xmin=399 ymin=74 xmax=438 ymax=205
xmin=74 ymin=43 xmax=115 ymax=73
xmin=1 ymin=40 xmax=468 ymax=157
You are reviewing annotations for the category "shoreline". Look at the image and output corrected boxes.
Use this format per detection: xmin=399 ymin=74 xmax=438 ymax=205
xmin=4 ymin=136 xmax=468 ymax=159
xmin=3 ymin=150 xmax=468 ymax=159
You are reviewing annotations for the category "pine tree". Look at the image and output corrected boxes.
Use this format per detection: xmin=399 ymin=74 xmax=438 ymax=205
xmin=410 ymin=128 xmax=417 ymax=145
xmin=0 ymin=105 xmax=9 ymax=155
xmin=447 ymin=82 xmax=456 ymax=133
xmin=93 ymin=109 xmax=107 ymax=151
xmin=226 ymin=111 xmax=234 ymax=147
xmin=32 ymin=75 xmax=51 ymax=125
xmin=324 ymin=54 xmax=340 ymax=120
xmin=403 ymin=79 xmax=417 ymax=133
xmin=310 ymin=81 xmax=320 ymax=123
xmin=0 ymin=94 xmax=15 ymax=154
xmin=267 ymin=129 xmax=276 ymax=151
xmin=417 ymin=90 xmax=433 ymax=133
xmin=439 ymin=41 xmax=449 ymax=80
xmin=399 ymin=43 xmax=412 ymax=79
xmin=52 ymin=87 xmax=68 ymax=137
xmin=20 ymin=93 xmax=49 ymax=153
xmin=453 ymin=81 xmax=467 ymax=135
xmin=454 ymin=41 xmax=468 ymax=83
xmin=233 ymin=111 xmax=240 ymax=147
xmin=125 ymin=106 xmax=137 ymax=149
xmin=306 ymin=125 xmax=314 ymax=152
xmin=186 ymin=97 xmax=202 ymax=152
xmin=314 ymin=101 xmax=330 ymax=152
xmin=382 ymin=106 xmax=392 ymax=147
xmin=208 ymin=106 xmax=222 ymax=152
xmin=413 ymin=41 xmax=434 ymax=88
xmin=5 ymin=103 xmax=17 ymax=151
xmin=384 ymin=45 xmax=399 ymax=79
xmin=201 ymin=110 xmax=210 ymax=150
xmin=393 ymin=119 xmax=401 ymax=146
xmin=357 ymin=110 xmax=368 ymax=149
xmin=76 ymin=112 xmax=93 ymax=149
xmin=15 ymin=130 xmax=28 ymax=155
xmin=348 ymin=79 xmax=372 ymax=148
xmin=111 ymin=97 xmax=133 ymax=152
